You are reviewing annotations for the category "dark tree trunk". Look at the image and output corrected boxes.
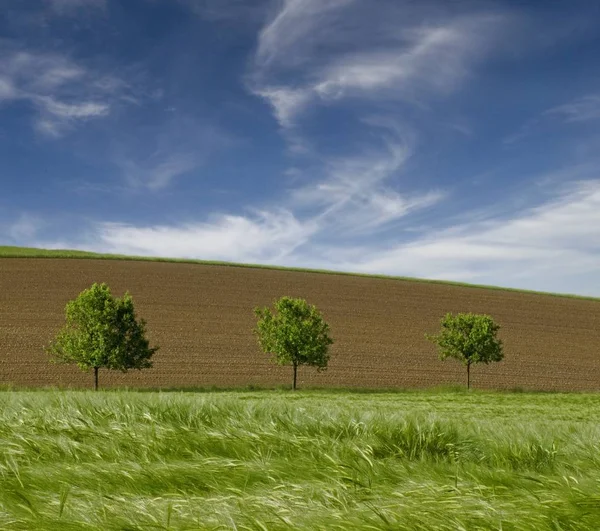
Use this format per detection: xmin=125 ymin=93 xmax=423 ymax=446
xmin=293 ymin=362 xmax=298 ymax=391
xmin=94 ymin=367 xmax=99 ymax=391
xmin=467 ymin=362 xmax=470 ymax=390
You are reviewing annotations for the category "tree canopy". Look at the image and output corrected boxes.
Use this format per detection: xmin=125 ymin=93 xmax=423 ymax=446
xmin=47 ymin=283 xmax=158 ymax=390
xmin=254 ymin=296 xmax=333 ymax=390
xmin=426 ymin=312 xmax=503 ymax=389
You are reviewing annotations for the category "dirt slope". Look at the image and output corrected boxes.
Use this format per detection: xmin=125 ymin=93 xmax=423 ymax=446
xmin=1 ymin=258 xmax=599 ymax=390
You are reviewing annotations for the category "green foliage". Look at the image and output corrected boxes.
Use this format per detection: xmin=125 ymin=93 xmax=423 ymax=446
xmin=254 ymin=297 xmax=333 ymax=389
xmin=47 ymin=283 xmax=158 ymax=388
xmin=427 ymin=312 xmax=504 ymax=366
xmin=426 ymin=312 xmax=504 ymax=388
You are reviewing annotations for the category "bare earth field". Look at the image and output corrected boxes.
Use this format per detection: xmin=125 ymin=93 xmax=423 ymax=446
xmin=1 ymin=257 xmax=599 ymax=390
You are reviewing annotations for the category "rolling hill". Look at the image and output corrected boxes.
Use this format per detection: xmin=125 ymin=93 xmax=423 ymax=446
xmin=1 ymin=246 xmax=599 ymax=390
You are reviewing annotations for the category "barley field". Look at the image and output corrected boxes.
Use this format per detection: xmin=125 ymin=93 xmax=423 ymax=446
xmin=1 ymin=389 xmax=600 ymax=529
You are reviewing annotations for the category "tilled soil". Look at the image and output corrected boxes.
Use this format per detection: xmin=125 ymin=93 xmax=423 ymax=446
xmin=1 ymin=258 xmax=599 ymax=390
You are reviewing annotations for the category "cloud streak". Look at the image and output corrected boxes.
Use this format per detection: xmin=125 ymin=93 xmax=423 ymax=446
xmin=545 ymin=94 xmax=600 ymax=123
xmin=505 ymin=93 xmax=600 ymax=144
xmin=0 ymin=48 xmax=131 ymax=137
xmin=27 ymin=178 xmax=596 ymax=296
xmin=256 ymin=0 xmax=354 ymax=70
xmin=289 ymin=120 xmax=444 ymax=235
xmin=5 ymin=213 xmax=44 ymax=242
xmin=44 ymin=0 xmax=106 ymax=14
xmin=251 ymin=2 xmax=507 ymax=127
xmin=327 ymin=180 xmax=600 ymax=294
xmin=116 ymin=152 xmax=200 ymax=191
xmin=110 ymin=117 xmax=232 ymax=190
xmin=94 ymin=209 xmax=317 ymax=263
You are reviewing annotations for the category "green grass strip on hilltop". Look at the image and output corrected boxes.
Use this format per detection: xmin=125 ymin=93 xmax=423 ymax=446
xmin=1 ymin=245 xmax=598 ymax=302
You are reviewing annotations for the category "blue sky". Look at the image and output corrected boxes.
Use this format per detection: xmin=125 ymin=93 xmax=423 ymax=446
xmin=1 ymin=0 xmax=600 ymax=296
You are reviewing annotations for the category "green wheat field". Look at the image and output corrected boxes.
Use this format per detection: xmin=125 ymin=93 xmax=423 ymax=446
xmin=1 ymin=389 xmax=600 ymax=530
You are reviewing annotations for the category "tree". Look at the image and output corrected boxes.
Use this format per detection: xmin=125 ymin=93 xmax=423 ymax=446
xmin=47 ymin=283 xmax=158 ymax=390
xmin=254 ymin=296 xmax=333 ymax=390
xmin=426 ymin=312 xmax=503 ymax=389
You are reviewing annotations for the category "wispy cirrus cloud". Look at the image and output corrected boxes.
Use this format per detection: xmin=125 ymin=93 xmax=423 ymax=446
xmin=252 ymin=86 xmax=311 ymax=128
xmin=505 ymin=93 xmax=600 ymax=144
xmin=290 ymin=119 xmax=444 ymax=235
xmin=251 ymin=1 xmax=508 ymax=127
xmin=115 ymin=153 xmax=199 ymax=191
xmin=242 ymin=1 xmax=507 ymax=243
xmin=324 ymin=179 xmax=600 ymax=293
xmin=310 ymin=17 xmax=503 ymax=100
xmin=93 ymin=209 xmax=317 ymax=263
xmin=30 ymin=176 xmax=599 ymax=296
xmin=255 ymin=0 xmax=354 ymax=70
xmin=293 ymin=124 xmax=414 ymax=206
xmin=246 ymin=2 xmax=475 ymax=239
xmin=3 ymin=0 xmax=600 ymax=300
xmin=545 ymin=94 xmax=600 ymax=123
xmin=0 ymin=48 xmax=132 ymax=137
xmin=44 ymin=0 xmax=106 ymax=15
xmin=5 ymin=213 xmax=44 ymax=242
xmin=49 ymin=117 xmax=444 ymax=261
xmin=91 ymin=117 xmax=443 ymax=258
xmin=33 ymin=98 xmax=110 ymax=137
xmin=110 ymin=117 xmax=233 ymax=191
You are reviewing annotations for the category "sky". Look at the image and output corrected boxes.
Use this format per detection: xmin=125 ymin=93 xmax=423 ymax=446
xmin=1 ymin=0 xmax=600 ymax=296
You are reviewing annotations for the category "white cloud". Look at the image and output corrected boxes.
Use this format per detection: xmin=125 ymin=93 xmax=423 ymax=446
xmin=118 ymin=153 xmax=199 ymax=191
xmin=6 ymin=213 xmax=43 ymax=242
xmin=505 ymin=94 xmax=600 ymax=144
xmin=0 ymin=48 xmax=129 ymax=137
xmin=252 ymin=4 xmax=507 ymax=127
xmin=347 ymin=189 xmax=444 ymax=233
xmin=100 ymin=128 xmax=442 ymax=254
xmin=144 ymin=156 xmax=198 ymax=191
xmin=313 ymin=21 xmax=494 ymax=100
xmin=70 ymin=119 xmax=442 ymax=262
xmin=290 ymin=119 xmax=444 ymax=234
xmin=545 ymin=94 xmax=600 ymax=123
xmin=296 ymin=126 xmax=413 ymax=204
xmin=0 ymin=77 xmax=16 ymax=100
xmin=20 ymin=178 xmax=600 ymax=296
xmin=329 ymin=180 xmax=600 ymax=293
xmin=111 ymin=117 xmax=232 ymax=190
xmin=45 ymin=0 xmax=106 ymax=14
xmin=34 ymin=119 xmax=64 ymax=138
xmin=256 ymin=0 xmax=355 ymax=69
xmin=253 ymin=86 xmax=311 ymax=128
xmin=49 ymin=179 xmax=597 ymax=296
xmin=46 ymin=99 xmax=110 ymax=118
xmin=94 ymin=210 xmax=317 ymax=263
xmin=247 ymin=3 xmax=508 ymax=245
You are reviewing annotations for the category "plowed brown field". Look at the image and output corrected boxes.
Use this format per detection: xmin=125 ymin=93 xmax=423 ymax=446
xmin=1 ymin=258 xmax=599 ymax=390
